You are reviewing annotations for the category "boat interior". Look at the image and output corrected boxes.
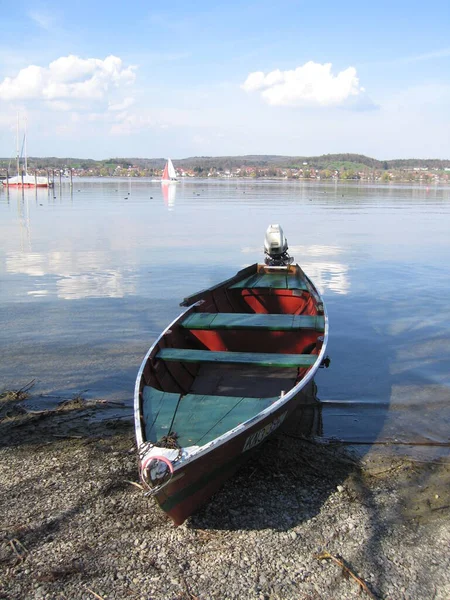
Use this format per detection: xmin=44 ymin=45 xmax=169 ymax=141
xmin=139 ymin=265 xmax=325 ymax=447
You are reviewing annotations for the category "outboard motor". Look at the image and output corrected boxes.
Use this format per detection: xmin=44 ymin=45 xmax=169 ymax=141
xmin=264 ymin=224 xmax=293 ymax=266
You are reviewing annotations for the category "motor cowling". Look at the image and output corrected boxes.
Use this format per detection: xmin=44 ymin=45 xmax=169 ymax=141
xmin=264 ymin=224 xmax=292 ymax=265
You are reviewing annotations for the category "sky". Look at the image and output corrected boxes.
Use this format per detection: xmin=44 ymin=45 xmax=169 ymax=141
xmin=1 ymin=0 xmax=450 ymax=161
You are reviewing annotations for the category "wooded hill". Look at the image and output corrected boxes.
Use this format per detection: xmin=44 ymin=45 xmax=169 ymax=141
xmin=1 ymin=153 xmax=449 ymax=172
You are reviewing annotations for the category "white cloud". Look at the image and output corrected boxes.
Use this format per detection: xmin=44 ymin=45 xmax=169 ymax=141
xmin=46 ymin=100 xmax=72 ymax=111
xmin=108 ymin=97 xmax=135 ymax=111
xmin=242 ymin=61 xmax=365 ymax=107
xmin=0 ymin=55 xmax=136 ymax=109
xmin=27 ymin=9 xmax=55 ymax=30
xmin=110 ymin=113 xmax=154 ymax=135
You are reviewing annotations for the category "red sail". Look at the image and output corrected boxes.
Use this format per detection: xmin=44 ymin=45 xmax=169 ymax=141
xmin=162 ymin=162 xmax=170 ymax=180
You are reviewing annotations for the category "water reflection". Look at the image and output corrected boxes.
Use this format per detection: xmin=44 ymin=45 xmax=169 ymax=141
xmin=6 ymin=251 xmax=136 ymax=299
xmin=281 ymin=381 xmax=323 ymax=440
xmin=57 ymin=271 xmax=136 ymax=300
xmin=161 ymin=181 xmax=176 ymax=210
xmin=302 ymin=262 xmax=349 ymax=295
xmin=242 ymin=244 xmax=350 ymax=295
xmin=17 ymin=195 xmax=32 ymax=253
xmin=2 ymin=180 xmax=450 ymax=459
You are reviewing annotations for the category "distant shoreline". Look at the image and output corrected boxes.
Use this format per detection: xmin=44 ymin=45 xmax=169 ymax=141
xmin=2 ymin=175 xmax=449 ymax=185
xmin=2 ymin=150 xmax=450 ymax=184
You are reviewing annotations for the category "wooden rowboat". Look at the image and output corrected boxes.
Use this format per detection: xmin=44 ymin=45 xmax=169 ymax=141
xmin=134 ymin=225 xmax=329 ymax=525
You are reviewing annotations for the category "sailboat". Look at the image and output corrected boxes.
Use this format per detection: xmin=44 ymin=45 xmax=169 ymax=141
xmin=161 ymin=158 xmax=178 ymax=182
xmin=3 ymin=115 xmax=51 ymax=188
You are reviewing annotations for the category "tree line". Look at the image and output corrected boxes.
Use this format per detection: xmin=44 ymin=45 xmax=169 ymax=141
xmin=1 ymin=153 xmax=449 ymax=173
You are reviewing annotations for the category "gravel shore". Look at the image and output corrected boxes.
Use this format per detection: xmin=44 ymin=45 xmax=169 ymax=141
xmin=1 ymin=397 xmax=449 ymax=600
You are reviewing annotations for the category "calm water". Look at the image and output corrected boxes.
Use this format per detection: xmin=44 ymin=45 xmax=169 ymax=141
xmin=1 ymin=178 xmax=450 ymax=458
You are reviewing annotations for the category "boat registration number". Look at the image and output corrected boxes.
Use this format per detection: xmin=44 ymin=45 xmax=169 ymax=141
xmin=242 ymin=412 xmax=287 ymax=452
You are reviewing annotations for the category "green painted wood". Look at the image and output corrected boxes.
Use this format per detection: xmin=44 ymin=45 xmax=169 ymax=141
xmin=143 ymin=386 xmax=277 ymax=447
xmin=182 ymin=313 xmax=217 ymax=329
xmin=287 ymin=274 xmax=308 ymax=290
xmin=230 ymin=272 xmax=308 ymax=290
xmin=171 ymin=395 xmax=243 ymax=446
xmin=182 ymin=312 xmax=324 ymax=331
xmin=143 ymin=386 xmax=180 ymax=442
xmin=157 ymin=348 xmax=317 ymax=367
xmin=257 ymin=273 xmax=288 ymax=288
xmin=229 ymin=272 xmax=262 ymax=289
xmin=196 ymin=395 xmax=275 ymax=445
xmin=292 ymin=315 xmax=325 ymax=331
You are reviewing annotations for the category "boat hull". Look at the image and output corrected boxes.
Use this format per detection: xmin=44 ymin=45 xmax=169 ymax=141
xmin=155 ymin=380 xmax=317 ymax=525
xmin=135 ymin=260 xmax=328 ymax=525
xmin=3 ymin=174 xmax=51 ymax=188
xmin=3 ymin=182 xmax=50 ymax=188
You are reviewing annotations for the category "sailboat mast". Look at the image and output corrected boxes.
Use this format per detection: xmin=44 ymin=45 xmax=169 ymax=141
xmin=24 ymin=117 xmax=28 ymax=174
xmin=16 ymin=113 xmax=20 ymax=177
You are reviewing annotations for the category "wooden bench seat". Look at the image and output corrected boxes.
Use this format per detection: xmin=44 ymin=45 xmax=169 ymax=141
xmin=156 ymin=348 xmax=317 ymax=368
xmin=229 ymin=272 xmax=308 ymax=290
xmin=181 ymin=312 xmax=325 ymax=331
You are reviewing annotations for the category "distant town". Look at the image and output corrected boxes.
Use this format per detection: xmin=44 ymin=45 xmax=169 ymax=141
xmin=2 ymin=153 xmax=450 ymax=183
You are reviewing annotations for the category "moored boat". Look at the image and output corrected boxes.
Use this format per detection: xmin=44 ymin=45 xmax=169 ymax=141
xmin=134 ymin=225 xmax=329 ymax=525
xmin=3 ymin=173 xmax=51 ymax=188
xmin=3 ymin=114 xmax=51 ymax=188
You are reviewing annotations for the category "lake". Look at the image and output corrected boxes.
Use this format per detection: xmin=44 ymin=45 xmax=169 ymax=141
xmin=1 ymin=178 xmax=449 ymax=459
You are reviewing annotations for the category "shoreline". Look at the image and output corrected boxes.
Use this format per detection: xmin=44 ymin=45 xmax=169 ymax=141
xmin=1 ymin=399 xmax=450 ymax=599
xmin=3 ymin=175 xmax=450 ymax=185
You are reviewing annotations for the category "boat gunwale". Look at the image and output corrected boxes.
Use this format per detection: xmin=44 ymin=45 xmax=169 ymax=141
xmin=134 ymin=265 xmax=329 ymax=471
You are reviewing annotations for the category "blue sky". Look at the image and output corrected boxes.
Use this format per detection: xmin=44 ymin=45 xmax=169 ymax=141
xmin=1 ymin=0 xmax=449 ymax=160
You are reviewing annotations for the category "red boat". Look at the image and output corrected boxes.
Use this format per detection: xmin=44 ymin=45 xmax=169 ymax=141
xmin=134 ymin=225 xmax=329 ymax=525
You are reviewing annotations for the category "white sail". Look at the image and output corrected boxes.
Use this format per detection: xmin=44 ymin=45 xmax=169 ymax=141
xmin=167 ymin=158 xmax=177 ymax=180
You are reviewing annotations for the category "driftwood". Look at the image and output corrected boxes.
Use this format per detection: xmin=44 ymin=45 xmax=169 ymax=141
xmin=86 ymin=588 xmax=106 ymax=600
xmin=315 ymin=551 xmax=378 ymax=599
xmin=0 ymin=389 xmax=118 ymax=428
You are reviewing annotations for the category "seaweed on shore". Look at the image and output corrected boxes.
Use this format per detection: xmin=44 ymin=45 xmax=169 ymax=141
xmin=0 ymin=383 xmax=130 ymax=448
xmin=0 ymin=380 xmax=35 ymax=419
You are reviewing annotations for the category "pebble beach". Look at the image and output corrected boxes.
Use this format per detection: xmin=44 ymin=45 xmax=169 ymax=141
xmin=1 ymin=396 xmax=450 ymax=600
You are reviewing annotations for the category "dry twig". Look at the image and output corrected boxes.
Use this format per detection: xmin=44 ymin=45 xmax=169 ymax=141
xmin=86 ymin=587 xmax=105 ymax=600
xmin=126 ymin=480 xmax=145 ymax=491
xmin=315 ymin=551 xmax=377 ymax=599
xmin=9 ymin=538 xmax=29 ymax=562
xmin=180 ymin=575 xmax=200 ymax=600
